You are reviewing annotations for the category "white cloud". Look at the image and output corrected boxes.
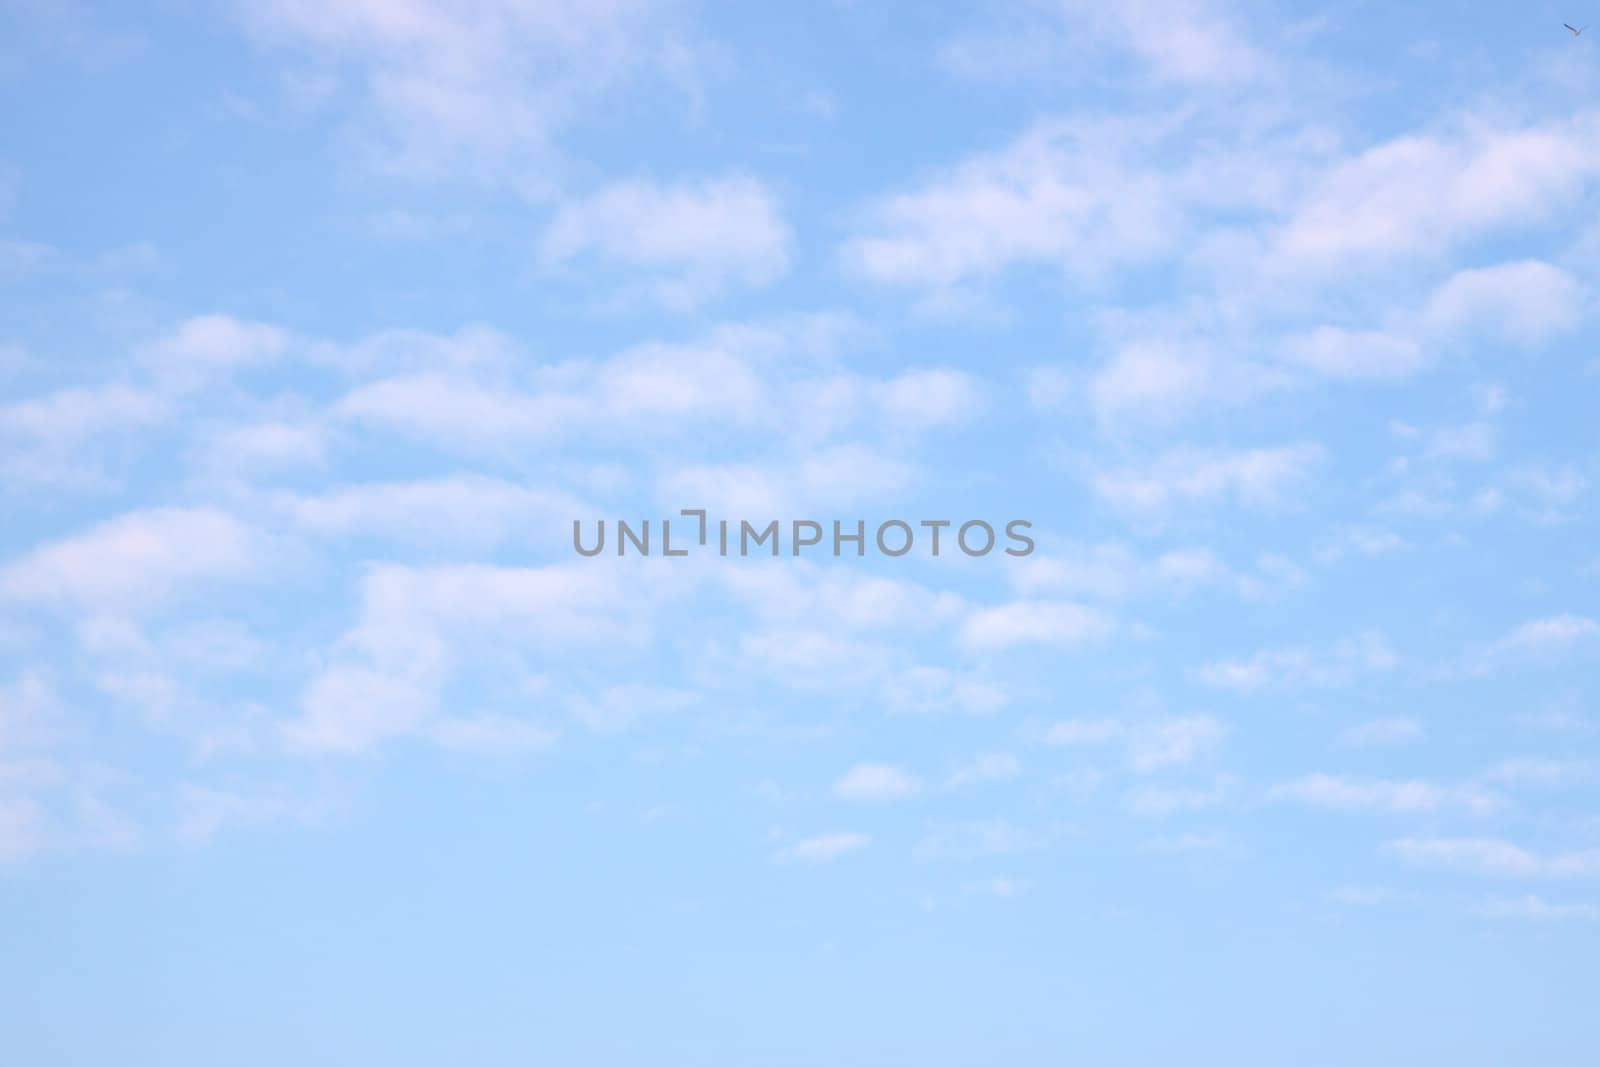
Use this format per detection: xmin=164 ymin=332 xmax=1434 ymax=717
xmin=1045 ymin=718 xmax=1123 ymax=746
xmin=0 ymin=673 xmax=56 ymax=752
xmin=596 ymin=338 xmax=769 ymax=419
xmin=1385 ymin=837 xmax=1600 ymax=878
xmin=1123 ymin=774 xmax=1235 ymax=817
xmin=1491 ymin=614 xmax=1600 ymax=657
xmin=0 ymin=796 xmax=43 ymax=863
xmin=839 ymin=118 xmax=1194 ymax=293
xmin=1046 ymin=715 xmax=1224 ymax=772
xmin=1281 ymin=326 xmax=1426 ymax=382
xmin=959 ymin=600 xmax=1115 ymax=650
xmin=1339 ymin=717 xmax=1423 ymax=748
xmin=569 ymin=684 xmax=695 ymax=734
xmin=944 ymin=0 xmax=1267 ymax=87
xmin=1012 ymin=541 xmax=1295 ymax=603
xmin=175 ymin=782 xmax=325 ymax=845
xmin=1089 ymin=339 xmax=1283 ymax=425
xmin=1327 ymin=885 xmax=1401 ymax=908
xmin=1091 ymin=444 xmax=1324 ymax=515
xmin=292 ymin=663 xmax=440 ymax=755
xmin=1140 ymin=830 xmax=1233 ymax=855
xmin=335 ymin=371 xmax=584 ymax=448
xmin=1124 ymin=716 xmax=1226 ymax=772
xmin=1025 ymin=364 xmax=1076 ymax=410
xmin=964 ymin=876 xmax=1033 ymax=898
xmin=204 ymin=421 xmax=326 ymax=471
xmin=1008 ymin=544 xmax=1142 ymax=601
xmin=877 ymin=368 xmax=984 ymax=433
xmin=427 ymin=714 xmax=559 ymax=755
xmin=282 ymin=475 xmax=588 ymax=550
xmin=1420 ymin=261 xmax=1584 ymax=347
xmin=287 ymin=562 xmax=653 ymax=753
xmin=1271 ymin=114 xmax=1600 ymax=274
xmin=1270 ymin=774 xmax=1499 ymax=814
xmin=778 ymin=831 xmax=869 ymax=863
xmin=542 ymin=176 xmax=791 ymax=307
xmin=236 ymin=0 xmax=700 ymax=179
xmin=947 ymin=752 xmax=1021 ymax=788
xmin=1316 ymin=526 xmax=1411 ymax=565
xmin=723 ymin=565 xmax=965 ymax=635
xmin=882 ymin=666 xmax=1009 ymax=717
xmin=1 ymin=382 xmax=166 ymax=442
xmin=1198 ymin=631 xmax=1396 ymax=691
xmin=0 ymin=508 xmax=268 ymax=612
xmin=1482 ymin=758 xmax=1593 ymax=788
xmin=915 ymin=818 xmax=1045 ymax=860
xmin=833 ymin=762 xmax=921 ymax=802
xmin=142 ymin=314 xmax=289 ymax=373
xmin=1421 ymin=421 xmax=1498 ymax=463
xmin=331 ymin=323 xmax=970 ymax=474
xmin=1474 ymin=895 xmax=1600 ymax=921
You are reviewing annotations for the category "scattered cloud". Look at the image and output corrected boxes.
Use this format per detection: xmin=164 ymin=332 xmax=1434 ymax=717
xmin=915 ymin=818 xmax=1046 ymax=861
xmin=0 ymin=508 xmax=270 ymax=613
xmin=234 ymin=0 xmax=704 ymax=180
xmin=947 ymin=752 xmax=1021 ymax=788
xmin=1338 ymin=717 xmax=1424 ymax=748
xmin=958 ymin=600 xmax=1116 ymax=650
xmin=778 ymin=831 xmax=869 ymax=863
xmin=1270 ymin=774 xmax=1499 ymax=814
xmin=1047 ymin=715 xmax=1225 ymax=773
xmin=1473 ymin=895 xmax=1600 ymax=921
xmin=1091 ymin=444 xmax=1324 ymax=515
xmin=1198 ymin=632 xmax=1396 ymax=691
xmin=833 ymin=762 xmax=921 ymax=802
xmin=1384 ymin=837 xmax=1600 ymax=878
xmin=541 ymin=176 xmax=792 ymax=307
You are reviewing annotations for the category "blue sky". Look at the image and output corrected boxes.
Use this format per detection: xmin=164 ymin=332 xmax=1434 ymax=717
xmin=3 ymin=2 xmax=1600 ymax=1063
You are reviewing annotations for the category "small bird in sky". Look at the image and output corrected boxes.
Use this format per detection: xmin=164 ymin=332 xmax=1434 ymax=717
xmin=1566 ymin=22 xmax=1586 ymax=35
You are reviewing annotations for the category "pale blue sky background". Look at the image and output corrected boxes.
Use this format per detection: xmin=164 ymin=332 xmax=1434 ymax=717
xmin=3 ymin=2 xmax=1600 ymax=1064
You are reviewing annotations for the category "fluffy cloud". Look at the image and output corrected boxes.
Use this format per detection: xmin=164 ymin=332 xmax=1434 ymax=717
xmin=833 ymin=762 xmax=921 ymax=802
xmin=1270 ymin=774 xmax=1499 ymax=814
xmin=944 ymin=0 xmax=1269 ymax=87
xmin=882 ymin=666 xmax=1009 ymax=717
xmin=1420 ymin=261 xmax=1584 ymax=346
xmin=1 ymin=383 xmax=166 ymax=442
xmin=915 ymin=818 xmax=1045 ymax=860
xmin=281 ymin=475 xmax=589 ymax=551
xmin=1123 ymin=774 xmax=1235 ymax=817
xmin=958 ymin=600 xmax=1116 ymax=650
xmin=1088 ymin=339 xmax=1282 ymax=425
xmin=541 ymin=176 xmax=791 ymax=307
xmin=1198 ymin=632 xmax=1396 ymax=691
xmin=1338 ymin=717 xmax=1424 ymax=748
xmin=1474 ymin=895 xmax=1600 ymax=921
xmin=1046 ymin=715 xmax=1225 ymax=773
xmin=0 ymin=508 xmax=269 ymax=613
xmin=1271 ymin=114 xmax=1600 ymax=275
xmin=947 ymin=752 xmax=1021 ymax=788
xmin=141 ymin=314 xmax=289 ymax=373
xmin=286 ymin=562 xmax=652 ymax=753
xmin=1012 ymin=541 xmax=1300 ymax=603
xmin=1385 ymin=837 xmax=1600 ymax=878
xmin=236 ymin=0 xmax=701 ymax=178
xmin=1280 ymin=326 xmax=1425 ymax=382
xmin=1492 ymin=614 xmax=1600 ymax=657
xmin=777 ymin=831 xmax=869 ymax=863
xmin=1091 ymin=444 xmax=1324 ymax=515
xmin=839 ymin=118 xmax=1194 ymax=293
